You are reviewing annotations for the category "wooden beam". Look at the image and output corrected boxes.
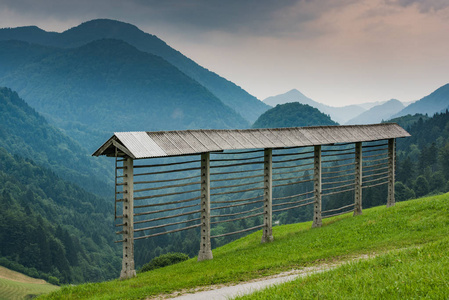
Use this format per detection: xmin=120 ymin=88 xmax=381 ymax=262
xmin=312 ymin=145 xmax=322 ymax=228
xmin=354 ymin=142 xmax=363 ymax=215
xmin=119 ymin=157 xmax=136 ymax=280
xmin=261 ymin=148 xmax=273 ymax=243
xmin=387 ymin=138 xmax=395 ymax=207
xmin=198 ymin=152 xmax=213 ymax=261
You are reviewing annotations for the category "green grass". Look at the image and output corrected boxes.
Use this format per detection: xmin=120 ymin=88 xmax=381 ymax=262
xmin=235 ymin=237 xmax=449 ymax=299
xmin=0 ymin=267 xmax=59 ymax=300
xmin=42 ymin=194 xmax=449 ymax=299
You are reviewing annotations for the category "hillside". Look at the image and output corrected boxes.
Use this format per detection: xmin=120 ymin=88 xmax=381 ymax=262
xmin=252 ymin=102 xmax=338 ymax=128
xmin=0 ymin=39 xmax=248 ymax=150
xmin=0 ymin=266 xmax=60 ymax=299
xmin=392 ymin=83 xmax=449 ymax=118
xmin=0 ymin=147 xmax=121 ymax=284
xmin=42 ymin=194 xmax=449 ymax=299
xmin=0 ymin=87 xmax=112 ymax=196
xmin=0 ymin=19 xmax=270 ymax=123
xmin=262 ymin=89 xmax=365 ymax=124
xmin=345 ymin=99 xmax=404 ymax=125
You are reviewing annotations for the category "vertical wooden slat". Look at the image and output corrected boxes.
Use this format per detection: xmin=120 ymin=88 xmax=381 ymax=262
xmin=198 ymin=152 xmax=213 ymax=261
xmin=312 ymin=145 xmax=322 ymax=228
xmin=261 ymin=148 xmax=273 ymax=243
xmin=120 ymin=156 xmax=136 ymax=280
xmin=387 ymin=138 xmax=395 ymax=207
xmin=354 ymin=142 xmax=363 ymax=215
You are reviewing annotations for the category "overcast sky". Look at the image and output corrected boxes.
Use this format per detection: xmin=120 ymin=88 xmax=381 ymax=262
xmin=1 ymin=0 xmax=448 ymax=106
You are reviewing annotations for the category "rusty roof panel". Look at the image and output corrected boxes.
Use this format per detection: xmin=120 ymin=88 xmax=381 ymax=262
xmin=94 ymin=123 xmax=411 ymax=159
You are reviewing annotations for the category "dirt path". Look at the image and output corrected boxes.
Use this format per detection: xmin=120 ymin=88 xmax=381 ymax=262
xmin=151 ymin=254 xmax=373 ymax=300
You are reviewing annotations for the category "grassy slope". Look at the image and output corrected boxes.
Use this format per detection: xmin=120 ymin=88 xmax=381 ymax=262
xmin=42 ymin=194 xmax=449 ymax=299
xmin=0 ymin=266 xmax=59 ymax=300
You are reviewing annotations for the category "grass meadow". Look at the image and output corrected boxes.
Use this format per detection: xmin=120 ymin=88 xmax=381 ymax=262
xmin=41 ymin=194 xmax=449 ymax=299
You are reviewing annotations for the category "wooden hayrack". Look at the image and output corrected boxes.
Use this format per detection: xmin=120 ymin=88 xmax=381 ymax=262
xmin=93 ymin=124 xmax=410 ymax=279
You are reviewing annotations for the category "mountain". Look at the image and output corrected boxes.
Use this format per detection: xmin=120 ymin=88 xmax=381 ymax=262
xmin=392 ymin=83 xmax=449 ymax=118
xmin=387 ymin=113 xmax=429 ymax=130
xmin=0 ymin=19 xmax=270 ymax=123
xmin=345 ymin=99 xmax=405 ymax=125
xmin=0 ymin=39 xmax=248 ymax=150
xmin=357 ymin=100 xmax=388 ymax=110
xmin=0 ymin=87 xmax=122 ymax=284
xmin=0 ymin=87 xmax=112 ymax=195
xmin=0 ymin=146 xmax=120 ymax=284
xmin=252 ymin=102 xmax=338 ymax=128
xmin=263 ymin=89 xmax=365 ymax=124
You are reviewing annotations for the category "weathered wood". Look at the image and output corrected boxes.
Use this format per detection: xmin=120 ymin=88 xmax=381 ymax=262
xmin=120 ymin=157 xmax=136 ymax=280
xmin=312 ymin=145 xmax=322 ymax=228
xmin=198 ymin=152 xmax=213 ymax=261
xmin=261 ymin=148 xmax=274 ymax=243
xmin=354 ymin=142 xmax=362 ymax=216
xmin=387 ymin=138 xmax=396 ymax=207
xmin=212 ymin=224 xmax=264 ymax=239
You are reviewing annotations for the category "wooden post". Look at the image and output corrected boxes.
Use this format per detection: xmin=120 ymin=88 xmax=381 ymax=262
xmin=354 ymin=142 xmax=363 ymax=216
xmin=261 ymin=148 xmax=273 ymax=243
xmin=120 ymin=156 xmax=136 ymax=280
xmin=198 ymin=152 xmax=213 ymax=261
xmin=387 ymin=138 xmax=395 ymax=207
xmin=312 ymin=145 xmax=322 ymax=228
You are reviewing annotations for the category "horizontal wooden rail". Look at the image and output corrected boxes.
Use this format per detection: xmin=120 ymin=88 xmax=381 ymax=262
xmin=211 ymin=224 xmax=264 ymax=239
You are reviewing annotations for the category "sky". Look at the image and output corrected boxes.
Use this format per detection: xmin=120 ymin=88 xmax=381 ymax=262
xmin=0 ymin=0 xmax=448 ymax=107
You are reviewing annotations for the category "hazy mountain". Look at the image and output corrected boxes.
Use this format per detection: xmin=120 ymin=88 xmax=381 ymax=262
xmin=345 ymin=99 xmax=405 ymax=125
xmin=252 ymin=102 xmax=338 ymax=128
xmin=0 ymin=87 xmax=112 ymax=196
xmin=263 ymin=89 xmax=365 ymax=124
xmin=0 ymin=39 xmax=248 ymax=151
xmin=0 ymin=19 xmax=270 ymax=123
xmin=392 ymin=83 xmax=449 ymax=118
xmin=357 ymin=100 xmax=388 ymax=110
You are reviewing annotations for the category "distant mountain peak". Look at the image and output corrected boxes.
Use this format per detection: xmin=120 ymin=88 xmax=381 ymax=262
xmin=345 ymin=98 xmax=405 ymax=125
xmin=392 ymin=83 xmax=449 ymax=119
xmin=263 ymin=89 xmax=365 ymax=124
xmin=64 ymin=19 xmax=143 ymax=36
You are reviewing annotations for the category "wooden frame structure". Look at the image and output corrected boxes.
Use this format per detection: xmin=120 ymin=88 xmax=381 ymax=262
xmin=93 ymin=124 xmax=410 ymax=279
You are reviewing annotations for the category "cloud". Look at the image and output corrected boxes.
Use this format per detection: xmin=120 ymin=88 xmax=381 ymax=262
xmin=394 ymin=0 xmax=449 ymax=12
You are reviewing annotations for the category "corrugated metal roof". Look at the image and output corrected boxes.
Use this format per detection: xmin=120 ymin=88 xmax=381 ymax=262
xmin=93 ymin=123 xmax=411 ymax=159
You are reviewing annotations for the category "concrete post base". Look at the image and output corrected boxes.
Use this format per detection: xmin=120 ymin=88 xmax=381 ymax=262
xmin=198 ymin=250 xmax=213 ymax=261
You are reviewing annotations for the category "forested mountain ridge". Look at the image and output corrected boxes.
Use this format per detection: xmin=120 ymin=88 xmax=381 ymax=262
xmin=392 ymin=83 xmax=449 ymax=118
xmin=0 ymin=39 xmax=248 ymax=151
xmin=0 ymin=147 xmax=120 ymax=284
xmin=393 ymin=111 xmax=449 ymax=201
xmin=0 ymin=86 xmax=112 ymax=196
xmin=252 ymin=102 xmax=338 ymax=128
xmin=0 ymin=19 xmax=270 ymax=123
